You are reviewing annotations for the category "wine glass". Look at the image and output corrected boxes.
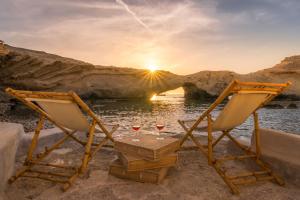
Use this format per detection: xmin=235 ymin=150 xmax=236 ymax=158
xmin=156 ymin=116 xmax=165 ymax=140
xmin=131 ymin=116 xmax=141 ymax=142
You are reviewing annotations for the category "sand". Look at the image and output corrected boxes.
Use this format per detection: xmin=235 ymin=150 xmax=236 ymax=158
xmin=2 ymin=137 xmax=300 ymax=200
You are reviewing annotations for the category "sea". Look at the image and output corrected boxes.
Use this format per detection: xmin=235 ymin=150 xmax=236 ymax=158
xmin=91 ymin=88 xmax=300 ymax=142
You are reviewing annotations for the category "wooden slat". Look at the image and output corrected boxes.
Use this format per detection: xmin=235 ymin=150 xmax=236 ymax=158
xmin=120 ymin=153 xmax=177 ymax=171
xmin=216 ymin=154 xmax=256 ymax=162
xmin=232 ymin=88 xmax=280 ymax=92
xmin=109 ymin=159 xmax=169 ymax=184
xmin=212 ymin=162 xmax=240 ymax=194
xmin=232 ymin=178 xmax=256 ymax=185
xmin=21 ymin=175 xmax=67 ymax=184
xmin=29 ymin=161 xmax=76 ymax=170
xmin=27 ymin=169 xmax=72 ymax=178
xmin=236 ymin=81 xmax=291 ymax=87
xmin=237 ymin=90 xmax=278 ymax=95
xmin=227 ymin=170 xmax=270 ymax=180
xmin=232 ymin=175 xmax=275 ymax=185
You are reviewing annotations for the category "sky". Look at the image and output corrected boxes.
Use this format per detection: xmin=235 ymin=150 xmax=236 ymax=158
xmin=1 ymin=0 xmax=300 ymax=75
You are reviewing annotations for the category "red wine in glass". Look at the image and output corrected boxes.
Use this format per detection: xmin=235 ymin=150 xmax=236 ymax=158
xmin=156 ymin=116 xmax=165 ymax=140
xmin=131 ymin=117 xmax=141 ymax=142
xmin=132 ymin=125 xmax=141 ymax=131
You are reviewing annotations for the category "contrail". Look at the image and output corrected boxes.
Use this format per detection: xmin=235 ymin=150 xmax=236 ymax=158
xmin=115 ymin=0 xmax=152 ymax=32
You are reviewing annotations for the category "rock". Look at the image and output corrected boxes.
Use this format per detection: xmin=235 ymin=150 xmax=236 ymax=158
xmin=0 ymin=122 xmax=24 ymax=192
xmin=183 ymin=71 xmax=239 ymax=97
xmin=182 ymin=82 xmax=214 ymax=99
xmin=264 ymin=104 xmax=284 ymax=109
xmin=287 ymin=103 xmax=298 ymax=109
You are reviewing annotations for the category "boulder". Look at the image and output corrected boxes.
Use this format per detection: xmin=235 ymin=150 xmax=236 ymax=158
xmin=0 ymin=122 xmax=24 ymax=192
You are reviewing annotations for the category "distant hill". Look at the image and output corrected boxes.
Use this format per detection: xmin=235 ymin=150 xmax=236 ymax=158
xmin=0 ymin=44 xmax=299 ymax=101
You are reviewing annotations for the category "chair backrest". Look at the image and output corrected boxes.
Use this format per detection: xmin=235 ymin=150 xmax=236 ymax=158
xmin=26 ymin=98 xmax=90 ymax=131
xmin=208 ymin=80 xmax=290 ymax=131
xmin=212 ymin=92 xmax=270 ymax=131
xmin=5 ymin=89 xmax=93 ymax=132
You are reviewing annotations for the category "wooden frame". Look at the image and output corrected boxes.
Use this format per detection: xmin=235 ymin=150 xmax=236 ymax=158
xmin=5 ymin=88 xmax=119 ymax=191
xmin=178 ymin=80 xmax=291 ymax=194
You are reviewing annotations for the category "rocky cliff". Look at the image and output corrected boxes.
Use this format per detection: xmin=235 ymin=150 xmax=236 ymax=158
xmin=183 ymin=56 xmax=300 ymax=99
xmin=0 ymin=44 xmax=299 ymax=101
xmin=0 ymin=45 xmax=183 ymax=101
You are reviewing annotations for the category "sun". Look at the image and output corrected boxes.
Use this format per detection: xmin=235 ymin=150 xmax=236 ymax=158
xmin=147 ymin=65 xmax=158 ymax=72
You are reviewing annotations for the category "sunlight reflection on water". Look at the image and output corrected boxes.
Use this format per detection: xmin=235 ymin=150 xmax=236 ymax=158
xmin=91 ymin=93 xmax=300 ymax=140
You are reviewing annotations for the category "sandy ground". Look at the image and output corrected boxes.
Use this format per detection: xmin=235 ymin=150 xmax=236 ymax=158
xmin=2 ymin=135 xmax=300 ymax=200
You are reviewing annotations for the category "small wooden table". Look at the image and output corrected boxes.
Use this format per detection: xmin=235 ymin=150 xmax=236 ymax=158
xmin=114 ymin=134 xmax=180 ymax=161
xmin=110 ymin=133 xmax=180 ymax=184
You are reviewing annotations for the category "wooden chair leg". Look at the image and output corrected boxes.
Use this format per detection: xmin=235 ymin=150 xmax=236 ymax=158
xmin=212 ymin=130 xmax=232 ymax=148
xmin=9 ymin=130 xmax=77 ymax=184
xmin=207 ymin=114 xmax=213 ymax=165
xmin=9 ymin=115 xmax=45 ymax=184
xmin=253 ymin=112 xmax=261 ymax=159
xmin=25 ymin=115 xmax=45 ymax=164
xmin=178 ymin=120 xmax=191 ymax=146
xmin=80 ymin=120 xmax=96 ymax=174
xmin=212 ymin=163 xmax=240 ymax=194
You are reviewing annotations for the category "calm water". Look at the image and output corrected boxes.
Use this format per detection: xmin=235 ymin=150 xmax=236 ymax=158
xmin=91 ymin=93 xmax=300 ymax=140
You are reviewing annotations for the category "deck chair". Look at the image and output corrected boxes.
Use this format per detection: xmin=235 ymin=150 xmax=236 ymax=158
xmin=178 ymin=80 xmax=291 ymax=194
xmin=5 ymin=88 xmax=119 ymax=191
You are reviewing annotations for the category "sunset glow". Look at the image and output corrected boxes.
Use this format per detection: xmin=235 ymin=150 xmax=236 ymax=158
xmin=146 ymin=58 xmax=159 ymax=73
xmin=1 ymin=1 xmax=300 ymax=74
xmin=147 ymin=65 xmax=158 ymax=73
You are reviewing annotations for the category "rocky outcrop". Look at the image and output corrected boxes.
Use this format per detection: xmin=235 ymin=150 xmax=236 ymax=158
xmin=246 ymin=56 xmax=300 ymax=97
xmin=0 ymin=45 xmax=183 ymax=100
xmin=183 ymin=71 xmax=240 ymax=98
xmin=0 ymin=44 xmax=299 ymax=100
xmin=183 ymin=56 xmax=300 ymax=99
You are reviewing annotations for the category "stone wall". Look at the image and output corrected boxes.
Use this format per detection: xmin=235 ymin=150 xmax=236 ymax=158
xmin=0 ymin=122 xmax=24 ymax=193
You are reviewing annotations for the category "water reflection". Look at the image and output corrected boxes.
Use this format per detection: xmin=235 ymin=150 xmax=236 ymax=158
xmin=89 ymin=93 xmax=300 ymax=139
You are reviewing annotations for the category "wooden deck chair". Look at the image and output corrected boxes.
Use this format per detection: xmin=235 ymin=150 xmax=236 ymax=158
xmin=5 ymin=88 xmax=119 ymax=191
xmin=178 ymin=80 xmax=291 ymax=194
